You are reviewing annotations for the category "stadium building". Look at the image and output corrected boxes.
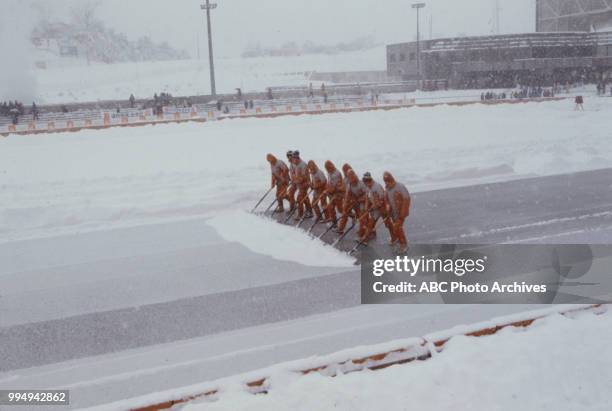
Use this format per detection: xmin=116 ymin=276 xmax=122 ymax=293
xmin=537 ymin=0 xmax=612 ymax=32
xmin=387 ymin=0 xmax=612 ymax=88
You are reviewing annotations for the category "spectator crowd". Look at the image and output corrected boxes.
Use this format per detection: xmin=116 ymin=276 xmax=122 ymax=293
xmin=0 ymin=101 xmax=39 ymax=125
xmin=481 ymin=86 xmax=556 ymax=101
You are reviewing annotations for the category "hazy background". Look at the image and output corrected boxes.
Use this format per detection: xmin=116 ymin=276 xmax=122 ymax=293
xmin=33 ymin=0 xmax=535 ymax=58
xmin=0 ymin=1 xmax=37 ymax=102
xmin=0 ymin=0 xmax=536 ymax=102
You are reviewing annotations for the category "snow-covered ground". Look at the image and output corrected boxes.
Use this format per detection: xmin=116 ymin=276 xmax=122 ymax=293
xmin=34 ymin=48 xmax=386 ymax=104
xmin=4 ymin=304 xmax=564 ymax=410
xmin=184 ymin=308 xmax=612 ymax=411
xmin=2 ymin=97 xmax=611 ymax=410
xmin=1 ymin=96 xmax=611 ymax=244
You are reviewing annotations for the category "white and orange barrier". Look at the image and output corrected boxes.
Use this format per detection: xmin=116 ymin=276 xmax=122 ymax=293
xmin=0 ymin=96 xmax=567 ymax=137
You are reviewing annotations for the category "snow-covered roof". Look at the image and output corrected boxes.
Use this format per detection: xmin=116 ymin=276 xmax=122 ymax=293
xmin=424 ymin=32 xmax=595 ymax=53
xmin=390 ymin=31 xmax=612 ymax=54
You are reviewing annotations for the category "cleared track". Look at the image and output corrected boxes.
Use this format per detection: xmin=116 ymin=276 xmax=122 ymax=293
xmin=1 ymin=169 xmax=611 ymax=408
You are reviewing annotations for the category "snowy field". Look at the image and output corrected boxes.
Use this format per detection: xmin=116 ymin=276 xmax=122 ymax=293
xmin=34 ymin=48 xmax=386 ymax=104
xmin=1 ymin=96 xmax=612 ymax=244
xmin=188 ymin=308 xmax=612 ymax=411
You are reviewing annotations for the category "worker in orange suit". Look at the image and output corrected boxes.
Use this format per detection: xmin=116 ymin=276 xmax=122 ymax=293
xmin=359 ymin=172 xmax=389 ymax=244
xmin=290 ymin=151 xmax=313 ymax=220
xmin=266 ymin=154 xmax=290 ymax=212
xmin=308 ymin=160 xmax=328 ymax=221
xmin=286 ymin=150 xmax=297 ymax=211
xmin=323 ymin=160 xmax=344 ymax=224
xmin=383 ymin=171 xmax=411 ymax=253
xmin=336 ymin=169 xmax=367 ymax=236
xmin=340 ymin=163 xmax=354 ymax=212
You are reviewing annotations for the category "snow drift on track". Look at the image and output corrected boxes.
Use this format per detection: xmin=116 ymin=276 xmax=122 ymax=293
xmin=185 ymin=309 xmax=612 ymax=411
xmin=208 ymin=211 xmax=354 ymax=267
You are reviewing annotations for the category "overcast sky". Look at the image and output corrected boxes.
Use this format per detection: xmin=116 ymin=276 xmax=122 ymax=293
xmin=35 ymin=0 xmax=536 ymax=58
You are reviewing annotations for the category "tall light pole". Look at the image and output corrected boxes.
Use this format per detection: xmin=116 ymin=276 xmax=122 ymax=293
xmin=201 ymin=0 xmax=218 ymax=97
xmin=412 ymin=3 xmax=426 ymax=87
xmin=493 ymin=0 xmax=501 ymax=34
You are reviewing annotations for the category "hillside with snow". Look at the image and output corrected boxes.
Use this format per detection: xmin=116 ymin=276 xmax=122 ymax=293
xmin=32 ymin=47 xmax=387 ymax=104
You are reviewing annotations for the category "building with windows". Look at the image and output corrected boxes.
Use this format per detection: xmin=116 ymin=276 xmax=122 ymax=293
xmin=387 ymin=1 xmax=612 ymax=88
xmin=536 ymin=0 xmax=612 ymax=32
xmin=388 ymin=31 xmax=612 ymax=89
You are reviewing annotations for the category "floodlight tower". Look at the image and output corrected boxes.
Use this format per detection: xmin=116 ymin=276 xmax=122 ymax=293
xmin=494 ymin=0 xmax=501 ymax=34
xmin=201 ymin=0 xmax=218 ymax=96
xmin=412 ymin=3 xmax=426 ymax=86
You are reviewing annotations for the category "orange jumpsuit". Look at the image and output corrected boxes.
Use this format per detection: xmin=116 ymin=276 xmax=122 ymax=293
xmin=385 ymin=181 xmax=411 ymax=249
xmin=292 ymin=159 xmax=313 ymax=218
xmin=287 ymin=161 xmax=297 ymax=211
xmin=361 ymin=180 xmax=389 ymax=242
xmin=338 ymin=179 xmax=367 ymax=234
xmin=324 ymin=168 xmax=344 ymax=223
xmin=310 ymin=168 xmax=328 ymax=219
xmin=270 ymin=159 xmax=290 ymax=210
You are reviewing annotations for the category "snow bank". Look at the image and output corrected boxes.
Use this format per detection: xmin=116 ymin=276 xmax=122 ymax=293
xmin=207 ymin=211 xmax=354 ymax=267
xmin=184 ymin=309 xmax=612 ymax=411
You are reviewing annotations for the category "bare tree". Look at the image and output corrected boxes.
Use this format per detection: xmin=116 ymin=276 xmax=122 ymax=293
xmin=71 ymin=0 xmax=101 ymax=65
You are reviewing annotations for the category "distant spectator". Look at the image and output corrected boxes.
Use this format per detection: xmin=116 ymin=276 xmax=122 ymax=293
xmin=31 ymin=102 xmax=39 ymax=120
xmin=129 ymin=94 xmax=136 ymax=108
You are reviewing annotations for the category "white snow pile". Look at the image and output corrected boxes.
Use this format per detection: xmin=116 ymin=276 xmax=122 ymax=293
xmin=207 ymin=210 xmax=354 ymax=267
xmin=185 ymin=309 xmax=612 ymax=411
